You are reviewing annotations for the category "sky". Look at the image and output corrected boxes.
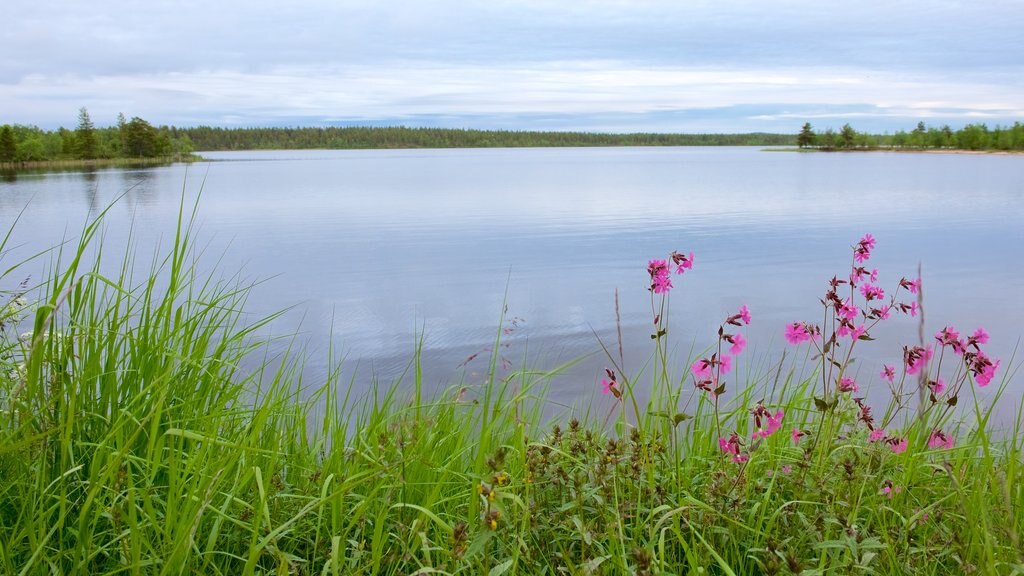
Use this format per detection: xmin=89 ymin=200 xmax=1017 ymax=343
xmin=2 ymin=0 xmax=1023 ymax=133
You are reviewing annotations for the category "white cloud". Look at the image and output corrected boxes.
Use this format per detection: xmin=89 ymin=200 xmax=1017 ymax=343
xmin=2 ymin=0 xmax=1022 ymax=130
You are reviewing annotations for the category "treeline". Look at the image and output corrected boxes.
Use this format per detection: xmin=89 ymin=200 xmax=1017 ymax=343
xmin=179 ymin=126 xmax=795 ymax=151
xmin=0 ymin=108 xmax=197 ymax=165
xmin=797 ymin=121 xmax=1024 ymax=151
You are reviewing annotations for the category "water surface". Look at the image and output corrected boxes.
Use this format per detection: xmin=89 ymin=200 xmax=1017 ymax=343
xmin=3 ymin=147 xmax=1022 ymax=417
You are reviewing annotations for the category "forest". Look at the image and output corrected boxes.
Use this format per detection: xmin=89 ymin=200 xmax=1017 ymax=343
xmin=797 ymin=120 xmax=1024 ymax=151
xmin=3 ymin=108 xmax=1024 ymax=167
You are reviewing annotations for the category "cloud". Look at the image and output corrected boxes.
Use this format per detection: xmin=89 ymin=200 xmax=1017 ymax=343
xmin=2 ymin=0 xmax=1022 ymax=130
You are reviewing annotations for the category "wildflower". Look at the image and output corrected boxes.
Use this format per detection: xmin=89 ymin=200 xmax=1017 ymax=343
xmin=929 ymin=378 xmax=946 ymax=395
xmin=869 ymin=428 xmax=885 ymax=443
xmin=648 ymin=259 xmax=673 ymax=293
xmin=720 ymin=433 xmax=746 ymax=463
xmin=784 ymin=322 xmax=810 ymax=345
xmin=484 ymin=509 xmax=501 ymax=530
xmin=969 ymin=327 xmax=989 ymax=346
xmin=751 ymin=405 xmax=784 ymax=440
xmin=967 ymin=350 xmax=1000 ymax=387
xmin=494 ymin=471 xmax=510 ymax=486
xmin=859 ymin=283 xmax=885 ymax=301
xmin=719 ymin=354 xmax=733 ymax=375
xmin=898 ymin=301 xmax=919 ymax=317
xmin=854 ymin=234 xmax=875 ymax=263
xmin=928 ymin=430 xmax=955 ymax=450
xmin=881 ymin=480 xmax=902 ymax=498
xmin=724 ymin=332 xmax=746 ymax=356
xmin=781 ymin=464 xmax=792 ymax=475
xmin=838 ymin=299 xmax=859 ymax=321
xmin=900 ymin=277 xmax=921 ymax=295
xmin=601 ymin=368 xmax=622 ymax=398
xmin=887 ymin=437 xmax=908 ymax=454
xmin=880 ymin=364 xmax=895 ymax=383
xmin=869 ymin=304 xmax=891 ymax=321
xmin=691 ymin=358 xmax=713 ymax=379
xmin=838 ymin=376 xmax=859 ymax=393
xmin=671 ymin=250 xmax=694 ymax=274
xmin=738 ymin=304 xmax=751 ymax=324
xmin=791 ymin=428 xmax=805 ymax=444
xmin=935 ymin=326 xmax=966 ymax=355
xmin=904 ymin=345 xmax=933 ymax=376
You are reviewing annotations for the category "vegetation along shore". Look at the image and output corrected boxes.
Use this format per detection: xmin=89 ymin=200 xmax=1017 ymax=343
xmin=2 ymin=108 xmax=1023 ymax=174
xmin=0 ymin=192 xmax=1021 ymax=574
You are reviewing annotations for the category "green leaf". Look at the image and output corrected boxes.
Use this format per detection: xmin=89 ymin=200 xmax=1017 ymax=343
xmin=489 ymin=558 xmax=514 ymax=576
xmin=814 ymin=397 xmax=829 ymax=412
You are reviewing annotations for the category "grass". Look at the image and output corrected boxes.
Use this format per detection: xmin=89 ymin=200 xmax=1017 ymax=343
xmin=0 ymin=194 xmax=1022 ymax=575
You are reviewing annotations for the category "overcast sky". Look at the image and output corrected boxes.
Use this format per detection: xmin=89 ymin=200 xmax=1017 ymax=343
xmin=2 ymin=0 xmax=1022 ymax=133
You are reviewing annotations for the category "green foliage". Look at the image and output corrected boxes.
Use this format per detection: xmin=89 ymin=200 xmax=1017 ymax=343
xmin=0 ymin=125 xmax=16 ymax=163
xmin=75 ymin=107 xmax=97 ymax=159
xmin=0 ymin=193 xmax=1021 ymax=575
xmin=797 ymin=122 xmax=816 ymax=148
xmin=807 ymin=120 xmax=1024 ymax=152
xmin=179 ymin=125 xmax=796 ymax=150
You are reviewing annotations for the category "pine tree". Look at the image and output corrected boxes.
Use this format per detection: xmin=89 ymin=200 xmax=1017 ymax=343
xmin=797 ymin=122 xmax=816 ymax=148
xmin=76 ymin=107 xmax=98 ymax=159
xmin=0 ymin=125 xmax=17 ymax=162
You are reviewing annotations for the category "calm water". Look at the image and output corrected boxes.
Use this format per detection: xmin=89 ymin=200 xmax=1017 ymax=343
xmin=2 ymin=147 xmax=1023 ymax=415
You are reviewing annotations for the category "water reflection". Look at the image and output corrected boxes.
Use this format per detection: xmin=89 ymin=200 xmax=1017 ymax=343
xmin=1 ymin=148 xmax=1022 ymax=419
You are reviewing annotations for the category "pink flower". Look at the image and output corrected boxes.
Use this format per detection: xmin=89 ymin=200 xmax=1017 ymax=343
xmin=601 ymin=379 xmax=614 ymax=395
xmin=969 ymin=350 xmax=1000 ymax=387
xmin=718 ymin=437 xmax=732 ymax=453
xmin=928 ymin=430 xmax=955 ymax=450
xmin=691 ymin=358 xmax=712 ymax=379
xmin=671 ymin=251 xmax=694 ymax=275
xmin=869 ymin=428 xmax=885 ymax=443
xmin=889 ymin=437 xmax=908 ymax=454
xmin=880 ymin=364 xmax=895 ymax=383
xmin=784 ymin=322 xmax=809 ymax=345
xmin=791 ymin=428 xmax=805 ymax=444
xmin=882 ymin=484 xmax=902 ymax=498
xmin=854 ymin=234 xmax=875 ymax=263
xmin=971 ymin=327 xmax=989 ymax=345
xmin=838 ymin=377 xmax=859 ymax=393
xmin=648 ymin=259 xmax=673 ymax=294
xmin=930 ymin=378 xmax=946 ymax=395
xmin=729 ymin=333 xmax=746 ymax=356
xmin=719 ymin=354 xmax=733 ymax=375
xmin=905 ymin=345 xmax=933 ymax=376
xmin=870 ymin=268 xmax=879 ymax=282
xmin=900 ymin=277 xmax=921 ymax=295
xmin=838 ymin=299 xmax=859 ymax=321
xmin=977 ymin=360 xmax=1000 ymax=387
xmin=738 ymin=304 xmax=751 ymax=324
xmin=859 ymin=283 xmax=885 ymax=301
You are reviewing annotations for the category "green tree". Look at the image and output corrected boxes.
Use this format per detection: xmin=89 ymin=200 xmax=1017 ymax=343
xmin=76 ymin=107 xmax=98 ymax=159
xmin=17 ymin=137 xmax=46 ymax=161
xmin=839 ymin=124 xmax=856 ymax=149
xmin=124 ymin=117 xmax=159 ymax=157
xmin=0 ymin=125 xmax=17 ymax=162
xmin=797 ymin=122 xmax=816 ymax=148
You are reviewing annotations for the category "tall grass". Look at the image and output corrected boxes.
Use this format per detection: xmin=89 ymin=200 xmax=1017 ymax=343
xmin=0 ymin=196 xmax=1021 ymax=575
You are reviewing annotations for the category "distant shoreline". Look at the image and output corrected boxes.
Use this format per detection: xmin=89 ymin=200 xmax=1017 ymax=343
xmin=769 ymin=147 xmax=1024 ymax=156
xmin=0 ymin=155 xmax=202 ymax=174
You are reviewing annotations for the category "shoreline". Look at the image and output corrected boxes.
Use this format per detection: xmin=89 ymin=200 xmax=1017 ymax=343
xmin=0 ymin=155 xmax=202 ymax=174
xmin=770 ymin=146 xmax=1024 ymax=156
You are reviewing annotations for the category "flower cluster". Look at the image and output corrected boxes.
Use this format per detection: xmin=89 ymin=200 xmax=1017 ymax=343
xmin=718 ymin=433 xmax=748 ymax=464
xmin=750 ymin=403 xmax=784 ymax=440
xmin=648 ymin=251 xmax=694 ymax=294
xmin=691 ymin=305 xmax=751 ymax=395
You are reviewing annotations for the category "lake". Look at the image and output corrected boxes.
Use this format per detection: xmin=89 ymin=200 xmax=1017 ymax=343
xmin=2 ymin=147 xmax=1023 ymax=419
